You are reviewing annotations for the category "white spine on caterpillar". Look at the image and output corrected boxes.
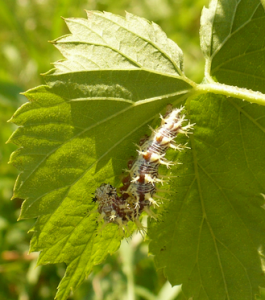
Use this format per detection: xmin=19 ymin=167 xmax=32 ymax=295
xmin=93 ymin=105 xmax=194 ymax=228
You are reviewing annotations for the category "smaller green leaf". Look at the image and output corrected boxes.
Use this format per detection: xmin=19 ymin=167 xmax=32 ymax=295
xmin=53 ymin=11 xmax=184 ymax=76
xmin=200 ymin=0 xmax=265 ymax=93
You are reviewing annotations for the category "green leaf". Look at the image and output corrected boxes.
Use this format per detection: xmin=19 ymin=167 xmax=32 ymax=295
xmin=149 ymin=94 xmax=265 ymax=300
xmin=200 ymin=0 xmax=265 ymax=92
xmin=53 ymin=11 xmax=184 ymax=75
xmin=8 ymin=11 xmax=193 ymax=300
xmin=149 ymin=1 xmax=265 ymax=299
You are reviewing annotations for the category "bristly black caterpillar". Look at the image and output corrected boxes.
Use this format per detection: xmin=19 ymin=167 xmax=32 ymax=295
xmin=92 ymin=105 xmax=194 ymax=231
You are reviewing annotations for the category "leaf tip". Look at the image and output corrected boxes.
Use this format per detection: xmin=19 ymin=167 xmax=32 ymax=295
xmin=5 ymin=138 xmax=11 ymax=145
xmin=6 ymin=117 xmax=12 ymax=124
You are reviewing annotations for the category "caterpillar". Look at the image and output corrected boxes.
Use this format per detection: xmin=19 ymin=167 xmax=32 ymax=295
xmin=92 ymin=105 xmax=193 ymax=230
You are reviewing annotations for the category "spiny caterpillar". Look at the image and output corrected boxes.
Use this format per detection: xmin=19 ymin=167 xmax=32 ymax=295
xmin=93 ymin=105 xmax=193 ymax=230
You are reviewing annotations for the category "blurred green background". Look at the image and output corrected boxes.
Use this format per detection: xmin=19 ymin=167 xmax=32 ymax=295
xmin=0 ymin=0 xmax=208 ymax=299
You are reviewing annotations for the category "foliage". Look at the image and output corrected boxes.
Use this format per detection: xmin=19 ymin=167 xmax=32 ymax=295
xmin=4 ymin=0 xmax=265 ymax=300
xmin=1 ymin=1 xmax=206 ymax=300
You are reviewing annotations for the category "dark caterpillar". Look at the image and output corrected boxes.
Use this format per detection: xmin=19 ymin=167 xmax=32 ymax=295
xmin=93 ymin=105 xmax=193 ymax=229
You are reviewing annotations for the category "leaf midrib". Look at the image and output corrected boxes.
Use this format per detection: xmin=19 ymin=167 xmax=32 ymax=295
xmin=198 ymin=163 xmax=253 ymax=295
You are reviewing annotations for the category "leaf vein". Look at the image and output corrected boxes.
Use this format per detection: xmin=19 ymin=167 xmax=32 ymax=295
xmin=211 ymin=2 xmax=261 ymax=61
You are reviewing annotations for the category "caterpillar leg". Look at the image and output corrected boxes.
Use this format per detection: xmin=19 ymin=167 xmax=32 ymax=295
xmin=148 ymin=197 xmax=159 ymax=206
xmin=134 ymin=218 xmax=147 ymax=238
xmin=153 ymin=194 xmax=171 ymax=203
xmin=143 ymin=206 xmax=158 ymax=220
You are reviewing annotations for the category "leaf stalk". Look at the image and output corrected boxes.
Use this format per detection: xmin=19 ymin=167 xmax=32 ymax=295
xmin=192 ymin=82 xmax=265 ymax=106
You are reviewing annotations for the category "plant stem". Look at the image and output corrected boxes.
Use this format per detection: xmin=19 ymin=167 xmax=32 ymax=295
xmin=120 ymin=239 xmax=135 ymax=300
xmin=192 ymin=82 xmax=265 ymax=106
